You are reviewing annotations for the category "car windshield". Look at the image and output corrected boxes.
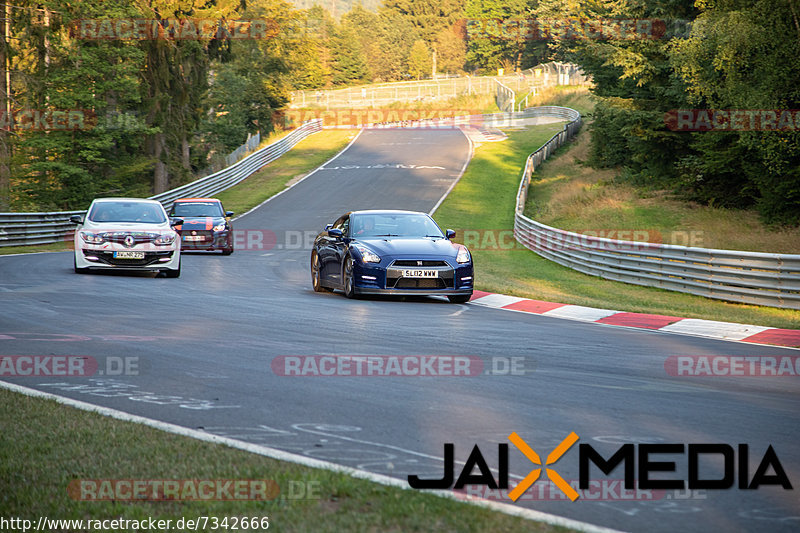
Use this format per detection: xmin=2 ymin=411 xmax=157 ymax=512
xmin=351 ymin=213 xmax=444 ymax=238
xmin=172 ymin=201 xmax=224 ymax=217
xmin=88 ymin=201 xmax=167 ymax=224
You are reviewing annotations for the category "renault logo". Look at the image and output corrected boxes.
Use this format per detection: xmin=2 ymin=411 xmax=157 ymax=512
xmin=417 ymin=261 xmax=423 ymax=266
xmin=123 ymin=235 xmax=135 ymax=248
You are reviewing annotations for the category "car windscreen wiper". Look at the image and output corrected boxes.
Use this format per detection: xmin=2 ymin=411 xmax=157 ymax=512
xmin=424 ymin=235 xmax=444 ymax=238
xmin=374 ymin=233 xmax=401 ymax=237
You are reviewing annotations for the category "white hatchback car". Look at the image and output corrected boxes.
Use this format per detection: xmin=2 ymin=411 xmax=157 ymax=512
xmin=71 ymin=198 xmax=182 ymax=277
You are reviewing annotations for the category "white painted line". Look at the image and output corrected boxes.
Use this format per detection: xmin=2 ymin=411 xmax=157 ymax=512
xmin=429 ymin=128 xmax=474 ymax=216
xmin=0 ymin=250 xmax=66 ymax=258
xmin=470 ymin=293 xmax=526 ymax=308
xmin=0 ymin=380 xmax=624 ymax=533
xmin=235 ymin=129 xmax=364 ymax=222
xmin=542 ymin=305 xmax=620 ymax=322
xmin=659 ymin=319 xmax=771 ymax=341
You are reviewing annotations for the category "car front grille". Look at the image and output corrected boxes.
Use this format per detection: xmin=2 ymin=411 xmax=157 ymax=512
xmin=103 ymin=232 xmax=159 ymax=246
xmin=392 ymin=278 xmax=449 ymax=289
xmin=391 ymin=260 xmax=450 ymax=267
xmin=385 ymin=266 xmax=455 ymax=289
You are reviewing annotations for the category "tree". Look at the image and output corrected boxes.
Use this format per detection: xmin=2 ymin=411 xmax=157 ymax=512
xmin=670 ymin=0 xmax=800 ymax=223
xmin=408 ymin=39 xmax=432 ymax=79
xmin=434 ymin=22 xmax=467 ymax=74
xmin=330 ymin=25 xmax=369 ymax=84
xmin=465 ymin=0 xmax=531 ymax=72
xmin=383 ymin=0 xmax=465 ymax=45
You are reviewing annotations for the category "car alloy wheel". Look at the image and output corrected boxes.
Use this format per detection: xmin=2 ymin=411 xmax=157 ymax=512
xmin=343 ymin=256 xmax=355 ymax=298
xmin=311 ymin=252 xmax=330 ymax=292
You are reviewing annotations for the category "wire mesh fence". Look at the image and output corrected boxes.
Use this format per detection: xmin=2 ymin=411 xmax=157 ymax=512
xmin=290 ymin=62 xmax=590 ymax=109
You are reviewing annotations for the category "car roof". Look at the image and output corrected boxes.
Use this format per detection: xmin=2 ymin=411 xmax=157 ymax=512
xmin=173 ymin=198 xmax=222 ymax=203
xmin=347 ymin=210 xmax=427 ymax=216
xmin=91 ymin=197 xmax=162 ymax=205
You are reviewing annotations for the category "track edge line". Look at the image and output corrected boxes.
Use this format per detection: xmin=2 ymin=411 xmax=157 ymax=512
xmin=0 ymin=379 xmax=625 ymax=533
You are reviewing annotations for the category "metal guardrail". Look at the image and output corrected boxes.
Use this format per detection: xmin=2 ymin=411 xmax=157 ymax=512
xmin=513 ymin=108 xmax=800 ymax=310
xmin=494 ymin=78 xmax=516 ymax=113
xmin=0 ymin=119 xmax=323 ymax=247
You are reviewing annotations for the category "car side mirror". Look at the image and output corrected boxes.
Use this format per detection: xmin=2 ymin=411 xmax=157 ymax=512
xmin=69 ymin=215 xmax=83 ymax=224
xmin=225 ymin=211 xmax=234 ymax=218
xmin=327 ymin=228 xmax=343 ymax=239
xmin=446 ymin=229 xmax=456 ymax=240
xmin=170 ymin=218 xmax=184 ymax=227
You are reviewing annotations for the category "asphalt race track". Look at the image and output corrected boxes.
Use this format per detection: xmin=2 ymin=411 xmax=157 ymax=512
xmin=1 ymin=128 xmax=799 ymax=532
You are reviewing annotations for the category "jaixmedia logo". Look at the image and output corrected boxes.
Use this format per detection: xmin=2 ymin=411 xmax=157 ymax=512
xmin=408 ymin=433 xmax=793 ymax=502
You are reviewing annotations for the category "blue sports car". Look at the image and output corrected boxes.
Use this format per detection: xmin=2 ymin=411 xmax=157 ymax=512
xmin=310 ymin=210 xmax=474 ymax=303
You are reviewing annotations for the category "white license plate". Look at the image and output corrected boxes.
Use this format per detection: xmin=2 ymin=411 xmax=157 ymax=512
xmin=401 ymin=269 xmax=437 ymax=278
xmin=184 ymin=235 xmax=205 ymax=241
xmin=113 ymin=251 xmax=145 ymax=259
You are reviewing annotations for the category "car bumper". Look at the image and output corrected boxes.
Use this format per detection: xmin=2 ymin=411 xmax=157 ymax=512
xmin=75 ymin=246 xmax=180 ymax=271
xmin=354 ymin=287 xmax=473 ymax=297
xmin=352 ymin=260 xmax=473 ymax=295
xmin=180 ymin=231 xmax=230 ymax=250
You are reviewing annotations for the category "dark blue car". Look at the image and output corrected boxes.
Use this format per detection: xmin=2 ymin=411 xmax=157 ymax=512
xmin=310 ymin=210 xmax=474 ymax=303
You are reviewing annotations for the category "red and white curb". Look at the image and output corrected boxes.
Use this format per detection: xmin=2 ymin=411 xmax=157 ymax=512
xmin=468 ymin=291 xmax=800 ymax=348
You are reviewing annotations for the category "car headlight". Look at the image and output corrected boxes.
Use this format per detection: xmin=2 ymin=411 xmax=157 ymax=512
xmin=154 ymin=232 xmax=177 ymax=245
xmin=353 ymin=243 xmax=380 ymax=263
xmin=212 ymin=223 xmax=227 ymax=232
xmin=456 ymin=246 xmax=471 ymax=264
xmin=80 ymin=231 xmax=105 ymax=244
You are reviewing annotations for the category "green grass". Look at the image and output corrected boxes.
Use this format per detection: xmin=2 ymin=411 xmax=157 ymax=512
xmin=433 ymin=122 xmax=800 ymax=330
xmin=0 ymin=129 xmax=355 ymax=256
xmin=526 ymin=130 xmax=800 ymax=254
xmin=515 ymin=86 xmax=596 ymax=116
xmin=0 ymin=388 xmax=570 ymax=533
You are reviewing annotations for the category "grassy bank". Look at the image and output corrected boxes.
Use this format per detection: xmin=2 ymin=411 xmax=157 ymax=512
xmin=433 ymin=119 xmax=800 ymax=329
xmin=0 ymin=388 xmax=567 ymax=533
xmin=526 ymin=130 xmax=800 ymax=253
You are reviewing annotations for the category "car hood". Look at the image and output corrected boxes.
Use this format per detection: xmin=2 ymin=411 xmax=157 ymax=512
xmin=174 ymin=216 xmax=226 ymax=231
xmin=83 ymin=221 xmax=171 ymax=231
xmin=357 ymin=237 xmax=463 ymax=258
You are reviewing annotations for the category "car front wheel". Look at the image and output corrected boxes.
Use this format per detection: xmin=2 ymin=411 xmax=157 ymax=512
xmin=311 ymin=251 xmax=331 ymax=292
xmin=342 ymin=256 xmax=356 ymax=299
xmin=448 ymin=294 xmax=471 ymax=304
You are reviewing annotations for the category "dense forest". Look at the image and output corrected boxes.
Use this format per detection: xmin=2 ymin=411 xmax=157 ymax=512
xmin=1 ymin=0 xmax=798 ymax=226
xmin=539 ymin=0 xmax=800 ymax=225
